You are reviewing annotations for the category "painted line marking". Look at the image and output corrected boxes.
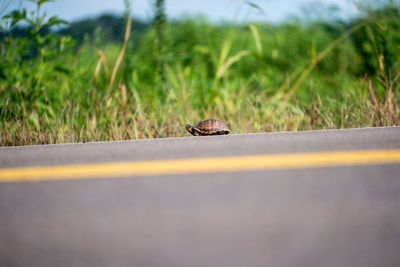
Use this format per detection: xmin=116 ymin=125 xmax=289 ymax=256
xmin=0 ymin=149 xmax=400 ymax=183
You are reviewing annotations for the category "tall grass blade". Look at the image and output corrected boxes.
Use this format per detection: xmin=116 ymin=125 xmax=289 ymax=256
xmin=365 ymin=74 xmax=378 ymax=106
xmin=249 ymin=24 xmax=262 ymax=56
xmin=107 ymin=16 xmax=132 ymax=92
xmin=283 ymin=21 xmax=366 ymax=102
xmin=216 ymin=50 xmax=249 ymax=79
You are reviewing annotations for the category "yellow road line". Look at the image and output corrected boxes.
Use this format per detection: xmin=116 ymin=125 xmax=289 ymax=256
xmin=1 ymin=149 xmax=400 ymax=183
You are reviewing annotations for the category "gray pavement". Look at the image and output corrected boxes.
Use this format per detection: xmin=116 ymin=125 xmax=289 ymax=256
xmin=1 ymin=126 xmax=399 ymax=168
xmin=0 ymin=127 xmax=400 ymax=267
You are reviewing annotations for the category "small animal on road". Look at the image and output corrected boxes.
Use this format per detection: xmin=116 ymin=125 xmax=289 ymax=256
xmin=186 ymin=119 xmax=231 ymax=136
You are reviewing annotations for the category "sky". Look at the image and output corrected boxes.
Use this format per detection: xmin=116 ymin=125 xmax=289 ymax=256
xmin=6 ymin=0 xmax=360 ymax=23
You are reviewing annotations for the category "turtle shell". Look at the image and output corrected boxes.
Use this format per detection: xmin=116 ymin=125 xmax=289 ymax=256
xmin=194 ymin=119 xmax=230 ymax=135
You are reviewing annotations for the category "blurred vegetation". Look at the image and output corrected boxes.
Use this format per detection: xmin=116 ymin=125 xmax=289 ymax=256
xmin=0 ymin=0 xmax=399 ymax=146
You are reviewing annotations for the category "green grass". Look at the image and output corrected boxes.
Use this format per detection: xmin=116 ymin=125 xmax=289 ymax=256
xmin=0 ymin=1 xmax=399 ymax=146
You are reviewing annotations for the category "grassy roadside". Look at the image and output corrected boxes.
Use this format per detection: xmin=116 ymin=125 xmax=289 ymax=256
xmin=0 ymin=1 xmax=399 ymax=146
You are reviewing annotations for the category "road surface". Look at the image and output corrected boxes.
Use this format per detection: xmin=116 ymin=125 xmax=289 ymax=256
xmin=0 ymin=127 xmax=400 ymax=266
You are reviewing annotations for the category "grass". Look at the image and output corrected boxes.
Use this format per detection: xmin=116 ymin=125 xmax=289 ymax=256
xmin=0 ymin=1 xmax=399 ymax=146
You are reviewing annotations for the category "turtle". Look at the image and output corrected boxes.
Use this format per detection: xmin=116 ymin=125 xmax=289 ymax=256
xmin=186 ymin=119 xmax=231 ymax=136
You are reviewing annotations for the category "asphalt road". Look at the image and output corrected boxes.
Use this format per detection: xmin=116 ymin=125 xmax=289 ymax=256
xmin=0 ymin=127 xmax=400 ymax=267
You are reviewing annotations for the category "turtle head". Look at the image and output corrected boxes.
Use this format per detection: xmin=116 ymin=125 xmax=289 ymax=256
xmin=186 ymin=124 xmax=196 ymax=136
